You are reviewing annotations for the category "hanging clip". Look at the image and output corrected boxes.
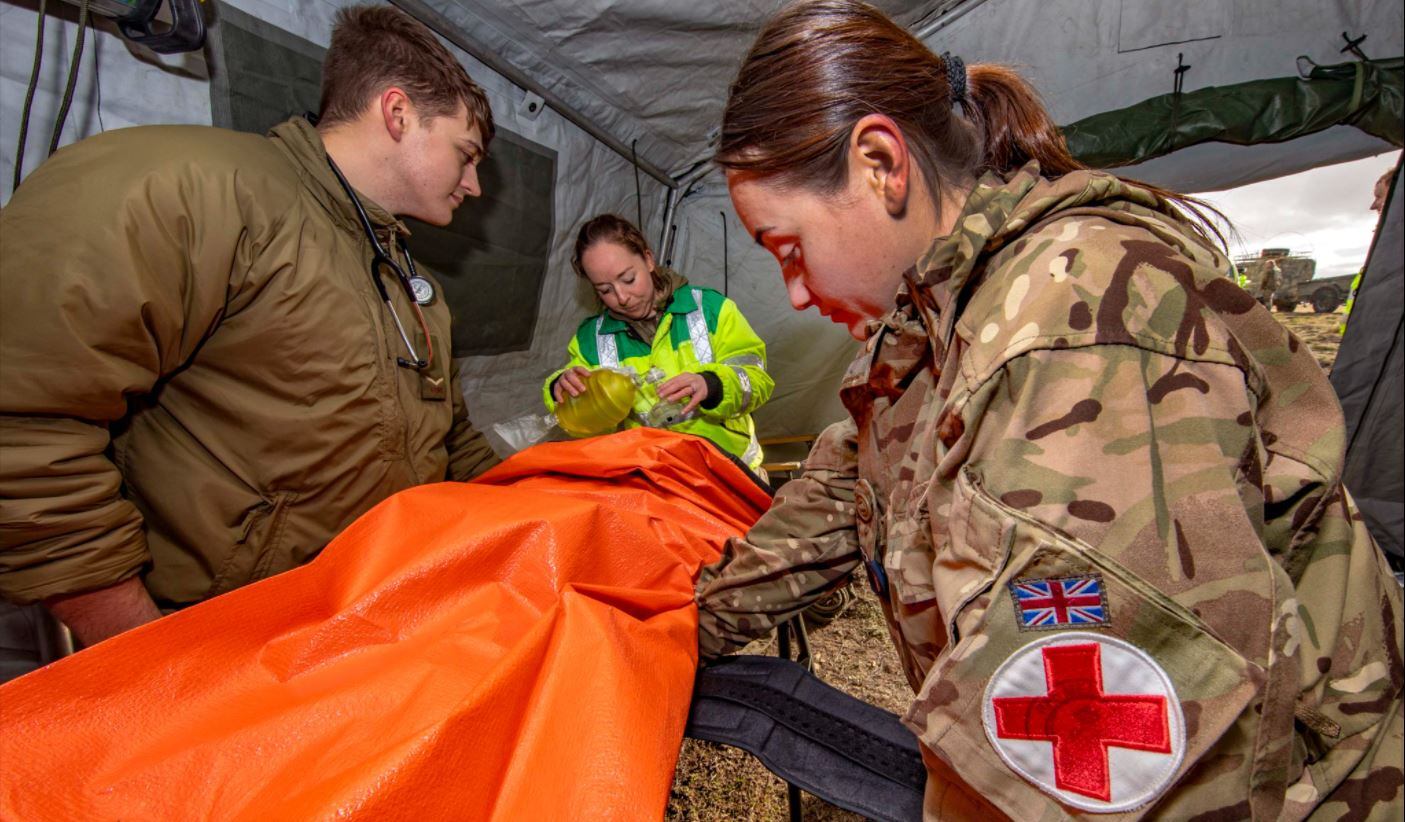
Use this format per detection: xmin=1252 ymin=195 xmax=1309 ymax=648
xmin=1172 ymin=52 xmax=1192 ymax=96
xmin=1340 ymin=32 xmax=1368 ymax=61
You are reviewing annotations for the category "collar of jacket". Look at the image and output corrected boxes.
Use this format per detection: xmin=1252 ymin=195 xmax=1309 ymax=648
xmin=853 ymin=161 xmax=1186 ymax=401
xmin=268 ymin=116 xmax=409 ymax=240
xmin=597 ymin=268 xmax=690 ymax=335
xmin=889 ymin=161 xmax=1176 ymax=346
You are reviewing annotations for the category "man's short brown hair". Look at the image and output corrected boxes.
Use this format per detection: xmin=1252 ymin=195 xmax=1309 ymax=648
xmin=318 ymin=5 xmax=494 ymax=146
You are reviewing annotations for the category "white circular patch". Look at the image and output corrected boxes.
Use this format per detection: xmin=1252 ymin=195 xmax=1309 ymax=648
xmin=981 ymin=632 xmax=1185 ymax=813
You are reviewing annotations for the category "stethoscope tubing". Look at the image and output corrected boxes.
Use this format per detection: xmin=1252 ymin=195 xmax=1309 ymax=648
xmin=326 ymin=156 xmax=433 ymax=371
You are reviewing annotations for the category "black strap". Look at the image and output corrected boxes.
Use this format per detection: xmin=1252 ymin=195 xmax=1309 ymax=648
xmin=685 ymin=655 xmax=924 ymax=822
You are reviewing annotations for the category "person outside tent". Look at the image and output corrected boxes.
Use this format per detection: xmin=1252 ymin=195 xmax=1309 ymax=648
xmin=0 ymin=6 xmax=500 ymax=649
xmin=1232 ymin=261 xmax=1249 ymax=291
xmin=1341 ymin=166 xmax=1396 ymax=333
xmin=697 ymin=1 xmax=1402 ymax=818
xmin=544 ymin=214 xmax=773 ymax=473
xmin=1256 ymin=256 xmax=1282 ymax=309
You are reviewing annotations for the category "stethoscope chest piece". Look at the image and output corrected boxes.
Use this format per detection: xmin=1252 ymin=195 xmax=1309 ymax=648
xmin=409 ymin=276 xmax=436 ymax=306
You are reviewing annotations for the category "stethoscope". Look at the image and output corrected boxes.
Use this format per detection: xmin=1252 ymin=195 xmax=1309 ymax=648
xmin=325 ymin=155 xmax=434 ymax=371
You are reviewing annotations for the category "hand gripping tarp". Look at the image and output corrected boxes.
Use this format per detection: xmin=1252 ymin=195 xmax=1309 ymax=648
xmin=0 ymin=428 xmax=769 ymax=820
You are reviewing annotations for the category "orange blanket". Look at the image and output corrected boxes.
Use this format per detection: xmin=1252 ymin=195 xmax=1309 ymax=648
xmin=1 ymin=429 xmax=768 ymax=820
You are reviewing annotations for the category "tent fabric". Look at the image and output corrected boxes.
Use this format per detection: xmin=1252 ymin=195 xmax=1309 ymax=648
xmin=917 ymin=0 xmax=1403 ymax=191
xmin=687 ymin=655 xmax=924 ymax=822
xmin=1063 ymin=58 xmax=1405 ymax=171
xmin=0 ymin=429 xmax=769 ymax=821
xmin=1330 ymin=163 xmax=1404 ymax=566
xmin=407 ymin=0 xmax=951 ymax=177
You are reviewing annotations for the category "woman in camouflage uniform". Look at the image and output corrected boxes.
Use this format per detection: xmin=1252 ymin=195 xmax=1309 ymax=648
xmin=697 ymin=1 xmax=1403 ymax=818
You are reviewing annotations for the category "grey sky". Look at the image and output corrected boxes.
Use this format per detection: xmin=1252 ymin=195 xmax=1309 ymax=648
xmin=1196 ymin=151 xmax=1401 ymax=280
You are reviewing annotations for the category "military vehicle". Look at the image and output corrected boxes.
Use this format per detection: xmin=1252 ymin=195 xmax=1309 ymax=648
xmin=1233 ymin=248 xmax=1357 ymax=313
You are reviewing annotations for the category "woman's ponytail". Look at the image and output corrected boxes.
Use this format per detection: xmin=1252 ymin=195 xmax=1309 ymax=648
xmin=963 ymin=64 xmax=1084 ymax=178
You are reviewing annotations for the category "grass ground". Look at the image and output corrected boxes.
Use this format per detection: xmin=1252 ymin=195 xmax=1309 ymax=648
xmin=665 ymin=306 xmax=1344 ymax=821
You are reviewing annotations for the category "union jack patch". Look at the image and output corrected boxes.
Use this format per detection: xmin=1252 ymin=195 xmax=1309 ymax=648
xmin=1009 ymin=575 xmax=1109 ymax=631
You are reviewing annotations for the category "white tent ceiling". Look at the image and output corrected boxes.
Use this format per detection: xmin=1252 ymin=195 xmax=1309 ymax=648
xmin=413 ymin=0 xmax=1401 ymax=190
xmin=408 ymin=0 xmax=961 ymax=178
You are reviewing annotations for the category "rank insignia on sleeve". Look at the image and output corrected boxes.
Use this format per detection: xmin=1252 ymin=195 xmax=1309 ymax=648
xmin=1010 ymin=574 xmax=1108 ymax=631
xmin=982 ymin=632 xmax=1186 ymax=812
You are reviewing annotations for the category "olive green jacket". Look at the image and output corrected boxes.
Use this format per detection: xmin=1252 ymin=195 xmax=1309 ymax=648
xmin=0 ymin=118 xmax=499 ymax=608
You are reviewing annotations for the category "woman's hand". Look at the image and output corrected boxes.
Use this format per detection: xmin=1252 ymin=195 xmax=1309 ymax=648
xmin=552 ymin=366 xmax=593 ymax=402
xmin=657 ymin=372 xmax=710 ymax=416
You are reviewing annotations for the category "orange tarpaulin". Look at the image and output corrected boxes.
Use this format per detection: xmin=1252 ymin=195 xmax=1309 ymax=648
xmin=0 ymin=429 xmax=769 ymax=820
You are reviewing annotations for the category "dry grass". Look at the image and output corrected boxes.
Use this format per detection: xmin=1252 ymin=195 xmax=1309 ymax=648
xmin=1276 ymin=309 xmax=1343 ymax=371
xmin=666 ymin=309 xmax=1342 ymax=821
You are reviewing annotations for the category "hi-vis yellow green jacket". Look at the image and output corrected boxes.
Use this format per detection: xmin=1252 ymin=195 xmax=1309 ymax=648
xmin=543 ymin=284 xmax=773 ymax=470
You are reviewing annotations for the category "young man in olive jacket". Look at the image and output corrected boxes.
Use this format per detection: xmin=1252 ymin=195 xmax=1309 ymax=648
xmin=0 ymin=6 xmax=501 ymax=647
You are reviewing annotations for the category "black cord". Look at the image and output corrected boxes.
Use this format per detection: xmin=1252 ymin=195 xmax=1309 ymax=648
xmin=13 ymin=0 xmax=48 ymax=192
xmin=48 ymin=0 xmax=92 ymax=156
xmin=1172 ymin=52 xmax=1191 ymax=96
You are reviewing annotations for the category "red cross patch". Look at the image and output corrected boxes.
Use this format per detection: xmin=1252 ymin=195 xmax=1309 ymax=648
xmin=981 ymin=632 xmax=1186 ymax=813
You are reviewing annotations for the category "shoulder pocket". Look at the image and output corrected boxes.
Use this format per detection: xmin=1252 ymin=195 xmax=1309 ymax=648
xmin=908 ymin=467 xmax=1265 ymax=817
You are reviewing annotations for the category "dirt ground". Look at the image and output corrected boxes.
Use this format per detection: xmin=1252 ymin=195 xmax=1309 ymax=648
xmin=665 ymin=307 xmax=1343 ymax=821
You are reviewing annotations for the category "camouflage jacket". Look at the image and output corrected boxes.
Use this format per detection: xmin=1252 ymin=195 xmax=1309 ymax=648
xmin=697 ymin=163 xmax=1403 ymax=819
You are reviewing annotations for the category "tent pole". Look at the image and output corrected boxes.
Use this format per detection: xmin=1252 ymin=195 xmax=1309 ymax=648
xmin=659 ymin=188 xmax=678 ymax=252
xmin=390 ymin=0 xmax=676 ymax=190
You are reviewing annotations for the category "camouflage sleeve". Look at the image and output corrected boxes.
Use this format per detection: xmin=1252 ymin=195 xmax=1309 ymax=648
xmin=917 ymin=343 xmax=1403 ymax=817
xmin=695 ymin=419 xmax=863 ymax=659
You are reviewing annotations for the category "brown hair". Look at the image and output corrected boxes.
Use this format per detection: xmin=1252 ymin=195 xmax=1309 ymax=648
xmin=571 ymin=214 xmax=667 ymax=291
xmin=718 ymin=0 xmax=1223 ymax=245
xmin=318 ymin=5 xmax=494 ymax=146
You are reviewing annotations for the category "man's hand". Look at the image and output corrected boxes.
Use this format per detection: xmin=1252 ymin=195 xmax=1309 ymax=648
xmin=552 ymin=366 xmax=593 ymax=402
xmin=43 ymin=575 xmax=162 ymax=648
xmin=657 ymin=372 xmax=710 ymax=416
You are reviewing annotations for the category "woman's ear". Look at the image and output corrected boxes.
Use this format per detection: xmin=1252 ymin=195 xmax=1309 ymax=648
xmin=850 ymin=113 xmax=912 ymax=217
xmin=643 ymin=249 xmax=657 ymax=272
